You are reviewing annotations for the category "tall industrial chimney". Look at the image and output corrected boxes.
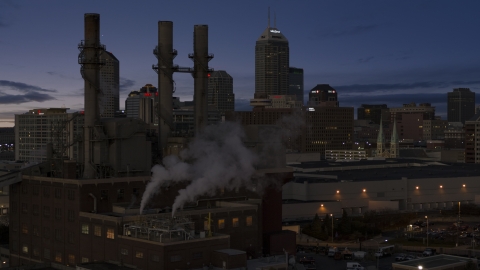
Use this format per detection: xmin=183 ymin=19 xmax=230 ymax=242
xmin=156 ymin=21 xmax=174 ymax=157
xmin=193 ymin=25 xmax=210 ymax=136
xmin=79 ymin=13 xmax=103 ymax=178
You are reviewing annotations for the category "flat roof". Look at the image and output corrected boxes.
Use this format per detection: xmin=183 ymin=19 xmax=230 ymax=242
xmin=289 ymin=159 xmax=480 ymax=182
xmin=392 ymin=254 xmax=476 ymax=269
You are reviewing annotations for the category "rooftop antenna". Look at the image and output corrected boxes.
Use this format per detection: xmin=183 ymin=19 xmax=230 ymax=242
xmin=268 ymin=7 xmax=270 ymax=28
xmin=274 ymin=11 xmax=276 ymax=28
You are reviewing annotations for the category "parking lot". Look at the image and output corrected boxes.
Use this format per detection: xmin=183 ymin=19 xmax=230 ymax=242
xmin=296 ymin=251 xmax=399 ymax=270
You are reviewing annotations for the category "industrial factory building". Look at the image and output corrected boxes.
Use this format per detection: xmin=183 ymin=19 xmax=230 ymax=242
xmin=5 ymin=13 xmax=297 ymax=269
xmin=282 ymin=158 xmax=480 ymax=221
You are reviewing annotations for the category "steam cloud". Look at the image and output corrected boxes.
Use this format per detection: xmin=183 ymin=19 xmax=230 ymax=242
xmin=139 ymin=112 xmax=305 ymax=216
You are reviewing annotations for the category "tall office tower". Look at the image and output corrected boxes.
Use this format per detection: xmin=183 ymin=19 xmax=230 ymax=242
xmin=357 ymin=104 xmax=389 ymax=125
xmin=254 ymin=16 xmax=289 ymax=98
xmin=14 ymin=108 xmax=84 ymax=163
xmin=288 ymin=67 xmax=304 ymax=105
xmin=465 ymin=115 xmax=480 ymax=163
xmin=208 ymin=70 xmax=234 ymax=115
xmin=125 ymin=84 xmax=158 ymax=126
xmin=308 ymin=84 xmax=339 ymax=107
xmin=448 ymin=88 xmax=475 ymax=124
xmin=99 ymin=51 xmax=119 ymax=118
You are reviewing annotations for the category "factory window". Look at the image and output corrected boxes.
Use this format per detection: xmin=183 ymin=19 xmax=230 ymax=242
xmin=43 ymin=227 xmax=51 ymax=239
xmin=21 ymin=203 xmax=28 ymax=214
xmin=170 ymin=255 xmax=182 ymax=262
xmin=68 ymin=231 xmax=75 ymax=244
xmin=100 ymin=190 xmax=108 ymax=201
xmin=44 ymin=249 xmax=50 ymax=260
xmin=68 ymin=190 xmax=75 ymax=200
xmin=94 ymin=225 xmax=102 ymax=237
xmin=43 ymin=187 xmax=50 ymax=197
xmin=151 ymin=254 xmax=160 ymax=262
xmin=55 ymin=252 xmax=62 ymax=263
xmin=81 ymin=224 xmax=89 ymax=234
xmin=136 ymin=251 xmax=144 ymax=258
xmin=68 ymin=210 xmax=75 ymax=222
xmin=32 ymin=204 xmax=39 ymax=216
xmin=32 ymin=185 xmax=39 ymax=195
xmin=22 ymin=245 xmax=28 ymax=254
xmin=204 ymin=220 xmax=210 ymax=231
xmin=117 ymin=189 xmax=124 ymax=200
xmin=192 ymin=252 xmax=203 ymax=259
xmin=55 ymin=208 xmax=62 ymax=220
xmin=33 ymin=226 xmax=40 ymax=236
xmin=55 ymin=229 xmax=63 ymax=242
xmin=218 ymin=219 xmax=225 ymax=229
xmin=121 ymin=249 xmax=128 ymax=255
xmin=68 ymin=254 xmax=75 ymax=265
xmin=55 ymin=188 xmax=62 ymax=199
xmin=33 ymin=247 xmax=40 ymax=257
xmin=232 ymin=217 xmax=239 ymax=227
xmin=82 ymin=257 xmax=89 ymax=263
xmin=107 ymin=228 xmax=115 ymax=239
xmin=22 ymin=184 xmax=28 ymax=194
xmin=246 ymin=216 xmax=253 ymax=226
xmin=22 ymin=224 xmax=28 ymax=234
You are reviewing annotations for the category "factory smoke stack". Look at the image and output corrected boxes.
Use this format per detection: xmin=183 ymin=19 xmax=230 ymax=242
xmin=155 ymin=21 xmax=174 ymax=157
xmin=79 ymin=13 xmax=103 ymax=178
xmin=192 ymin=25 xmax=212 ymax=136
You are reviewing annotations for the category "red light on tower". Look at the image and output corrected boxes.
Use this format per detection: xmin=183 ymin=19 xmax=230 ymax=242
xmin=207 ymin=73 xmax=211 ymax=78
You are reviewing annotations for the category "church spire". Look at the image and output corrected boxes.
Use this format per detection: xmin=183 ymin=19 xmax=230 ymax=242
xmin=390 ymin=120 xmax=399 ymax=158
xmin=377 ymin=116 xmax=385 ymax=156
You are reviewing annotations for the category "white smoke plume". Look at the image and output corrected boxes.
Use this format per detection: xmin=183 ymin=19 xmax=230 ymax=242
xmin=139 ymin=111 xmax=305 ymax=215
xmin=139 ymin=121 xmax=258 ymax=214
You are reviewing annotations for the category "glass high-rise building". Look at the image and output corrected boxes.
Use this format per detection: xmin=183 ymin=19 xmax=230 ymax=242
xmin=288 ymin=67 xmax=304 ymax=105
xmin=255 ymin=22 xmax=289 ymax=98
xmin=448 ymin=88 xmax=475 ymax=124
xmin=99 ymin=51 xmax=119 ymax=118
xmin=208 ymin=70 xmax=234 ymax=115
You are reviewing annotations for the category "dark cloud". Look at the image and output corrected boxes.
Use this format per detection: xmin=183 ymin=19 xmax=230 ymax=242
xmin=320 ymin=24 xmax=379 ymax=38
xmin=120 ymin=77 xmax=135 ymax=92
xmin=0 ymin=80 xmax=57 ymax=93
xmin=334 ymin=80 xmax=480 ymax=93
xmin=358 ymin=56 xmax=374 ymax=63
xmin=0 ymin=91 xmax=56 ymax=104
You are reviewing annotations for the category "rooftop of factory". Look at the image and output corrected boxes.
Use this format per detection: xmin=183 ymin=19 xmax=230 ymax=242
xmin=288 ymin=159 xmax=480 ymax=183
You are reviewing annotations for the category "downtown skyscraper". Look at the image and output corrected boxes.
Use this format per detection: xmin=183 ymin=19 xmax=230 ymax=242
xmin=254 ymin=17 xmax=289 ymax=98
xmin=447 ymin=88 xmax=475 ymax=124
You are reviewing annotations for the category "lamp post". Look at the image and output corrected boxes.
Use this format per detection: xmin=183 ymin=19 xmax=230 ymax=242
xmin=331 ymin=213 xmax=334 ymax=243
xmin=457 ymin=201 xmax=461 ymax=247
xmin=425 ymin=216 xmax=428 ymax=247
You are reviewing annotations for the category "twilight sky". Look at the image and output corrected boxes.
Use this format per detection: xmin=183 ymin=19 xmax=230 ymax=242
xmin=1 ymin=0 xmax=480 ymax=127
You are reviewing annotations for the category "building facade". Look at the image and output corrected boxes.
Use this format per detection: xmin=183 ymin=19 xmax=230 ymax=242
xmin=307 ymin=84 xmax=339 ymax=107
xmin=14 ymin=108 xmax=84 ymax=163
xmin=125 ymin=84 xmax=158 ymax=127
xmin=465 ymin=113 xmax=480 ymax=163
xmin=288 ymin=67 xmax=304 ymax=105
xmin=208 ymin=70 xmax=235 ymax=115
xmin=357 ymin=104 xmax=389 ymax=125
xmin=255 ymin=24 xmax=289 ymax=97
xmin=99 ymin=51 xmax=120 ymax=118
xmin=448 ymin=88 xmax=475 ymax=124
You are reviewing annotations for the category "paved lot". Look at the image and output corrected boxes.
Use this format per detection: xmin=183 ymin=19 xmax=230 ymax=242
xmin=296 ymin=252 xmax=398 ymax=270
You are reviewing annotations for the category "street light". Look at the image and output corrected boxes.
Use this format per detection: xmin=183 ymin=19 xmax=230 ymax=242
xmin=425 ymin=216 xmax=428 ymax=247
xmin=418 ymin=266 xmax=423 ymax=270
xmin=331 ymin=213 xmax=334 ymax=243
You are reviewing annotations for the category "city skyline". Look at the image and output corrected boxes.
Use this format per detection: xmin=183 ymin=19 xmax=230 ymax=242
xmin=1 ymin=1 xmax=480 ymax=127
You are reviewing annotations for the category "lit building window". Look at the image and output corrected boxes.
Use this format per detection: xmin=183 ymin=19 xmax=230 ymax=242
xmin=94 ymin=225 xmax=102 ymax=237
xmin=106 ymin=228 xmax=114 ymax=239
xmin=232 ymin=217 xmax=239 ymax=228
xmin=218 ymin=219 xmax=225 ymax=229
xmin=246 ymin=216 xmax=253 ymax=226
xmin=136 ymin=251 xmax=144 ymax=258
xmin=81 ymin=224 xmax=89 ymax=234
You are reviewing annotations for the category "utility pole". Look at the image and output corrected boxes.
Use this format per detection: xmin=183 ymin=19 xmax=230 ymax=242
xmin=425 ymin=215 xmax=428 ymax=247
xmin=456 ymin=201 xmax=461 ymax=247
xmin=331 ymin=213 xmax=334 ymax=243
